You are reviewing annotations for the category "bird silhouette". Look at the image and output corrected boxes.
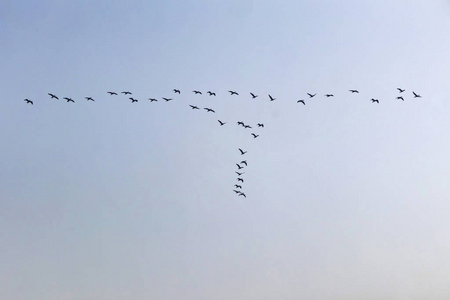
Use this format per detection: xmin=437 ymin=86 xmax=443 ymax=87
xmin=238 ymin=192 xmax=246 ymax=198
xmin=85 ymin=97 xmax=95 ymax=101
xmin=251 ymin=133 xmax=259 ymax=138
xmin=371 ymin=98 xmax=379 ymax=103
xmin=250 ymin=92 xmax=258 ymax=99
xmin=63 ymin=97 xmax=74 ymax=103
xmin=235 ymin=171 xmax=245 ymax=176
xmin=173 ymin=89 xmax=181 ymax=94
xmin=268 ymin=94 xmax=276 ymax=101
xmin=239 ymin=148 xmax=247 ymax=155
xmin=257 ymin=123 xmax=264 ymax=128
xmin=218 ymin=120 xmax=226 ymax=126
xmin=236 ymin=164 xmax=243 ymax=170
xmin=233 ymin=190 xmax=240 ymax=194
xmin=107 ymin=92 xmax=118 ymax=95
xmin=349 ymin=90 xmax=359 ymax=93
xmin=229 ymin=91 xmax=239 ymax=95
xmin=237 ymin=121 xmax=244 ymax=126
xmin=130 ymin=98 xmax=138 ymax=103
xmin=235 ymin=185 xmax=242 ymax=189
xmin=24 ymin=99 xmax=33 ymax=105
xmin=122 ymin=91 xmax=132 ymax=95
xmin=413 ymin=91 xmax=422 ymax=98
xmin=325 ymin=94 xmax=334 ymax=97
xmin=193 ymin=90 xmax=202 ymax=94
xmin=243 ymin=125 xmax=252 ymax=129
xmin=204 ymin=108 xmax=215 ymax=113
xmin=307 ymin=93 xmax=316 ymax=98
xmin=207 ymin=91 xmax=216 ymax=96
xmin=397 ymin=88 xmax=405 ymax=93
xmin=48 ymin=93 xmax=58 ymax=99
xmin=297 ymin=100 xmax=305 ymax=105
xmin=162 ymin=98 xmax=173 ymax=102
xmin=396 ymin=96 xmax=404 ymax=101
xmin=237 ymin=178 xmax=244 ymax=182
xmin=189 ymin=105 xmax=200 ymax=109
xmin=148 ymin=98 xmax=158 ymax=102
xmin=240 ymin=160 xmax=247 ymax=166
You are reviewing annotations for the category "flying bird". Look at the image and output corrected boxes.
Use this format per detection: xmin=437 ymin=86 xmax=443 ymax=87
xmin=235 ymin=171 xmax=244 ymax=176
xmin=297 ymin=100 xmax=305 ymax=105
xmin=204 ymin=108 xmax=215 ymax=113
xmin=307 ymin=93 xmax=316 ymax=98
xmin=85 ymin=97 xmax=95 ymax=101
xmin=235 ymin=185 xmax=242 ymax=189
xmin=107 ymin=92 xmax=118 ymax=95
xmin=238 ymin=192 xmax=246 ymax=198
xmin=64 ymin=97 xmax=74 ymax=103
xmin=229 ymin=91 xmax=239 ymax=95
xmin=251 ymin=133 xmax=259 ymax=138
xmin=325 ymin=94 xmax=334 ymax=97
xmin=130 ymin=98 xmax=138 ymax=103
xmin=413 ymin=91 xmax=422 ymax=98
xmin=397 ymin=88 xmax=405 ymax=93
xmin=189 ymin=105 xmax=200 ymax=109
xmin=148 ymin=98 xmax=158 ymax=102
xmin=233 ymin=190 xmax=241 ymax=194
xmin=371 ymin=98 xmax=379 ymax=103
xmin=257 ymin=123 xmax=264 ymax=128
xmin=193 ymin=90 xmax=202 ymax=94
xmin=218 ymin=120 xmax=226 ymax=126
xmin=121 ymin=91 xmax=132 ymax=95
xmin=237 ymin=178 xmax=244 ymax=182
xmin=237 ymin=121 xmax=244 ymax=126
xmin=268 ymin=94 xmax=276 ymax=101
xmin=239 ymin=148 xmax=247 ymax=155
xmin=207 ymin=91 xmax=216 ymax=96
xmin=240 ymin=160 xmax=247 ymax=166
xmin=396 ymin=96 xmax=404 ymax=101
xmin=243 ymin=125 xmax=252 ymax=129
xmin=48 ymin=93 xmax=58 ymax=99
xmin=236 ymin=164 xmax=243 ymax=170
xmin=349 ymin=90 xmax=359 ymax=93
xmin=162 ymin=98 xmax=173 ymax=102
xmin=24 ymin=99 xmax=33 ymax=105
xmin=173 ymin=89 xmax=181 ymax=94
xmin=250 ymin=92 xmax=258 ymax=99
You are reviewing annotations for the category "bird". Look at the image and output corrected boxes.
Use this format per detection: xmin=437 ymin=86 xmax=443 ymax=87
xmin=189 ymin=105 xmax=200 ymax=109
xmin=307 ymin=93 xmax=316 ymax=98
xmin=24 ymin=99 xmax=33 ymax=105
xmin=243 ymin=125 xmax=252 ymax=129
xmin=239 ymin=148 xmax=247 ymax=155
xmin=235 ymin=171 xmax=245 ymax=176
xmin=240 ymin=160 xmax=247 ymax=166
xmin=250 ymin=92 xmax=258 ymax=99
xmin=397 ymin=88 xmax=405 ymax=93
xmin=48 ymin=93 xmax=58 ymax=99
xmin=237 ymin=178 xmax=244 ymax=182
xmin=297 ymin=100 xmax=305 ymax=105
xmin=235 ymin=185 xmax=242 ymax=189
xmin=325 ymin=94 xmax=334 ymax=97
xmin=121 ymin=91 xmax=132 ymax=95
xmin=173 ymin=89 xmax=181 ymax=94
xmin=229 ymin=91 xmax=239 ymax=95
xmin=236 ymin=164 xmax=243 ymax=170
xmin=371 ymin=98 xmax=379 ymax=103
xmin=349 ymin=90 xmax=359 ymax=93
xmin=268 ymin=94 xmax=276 ymax=101
xmin=107 ymin=92 xmax=118 ymax=95
xmin=85 ymin=97 xmax=95 ymax=101
xmin=148 ymin=98 xmax=158 ymax=102
xmin=64 ymin=97 xmax=74 ymax=103
xmin=413 ymin=91 xmax=422 ymax=98
xmin=237 ymin=121 xmax=244 ymax=126
xmin=396 ymin=96 xmax=404 ymax=101
xmin=218 ymin=120 xmax=226 ymax=126
xmin=257 ymin=123 xmax=264 ymax=128
xmin=238 ymin=192 xmax=246 ymax=198
xmin=207 ymin=91 xmax=216 ymax=96
xmin=162 ymin=98 xmax=173 ymax=102
xmin=204 ymin=108 xmax=215 ymax=113
xmin=233 ymin=190 xmax=241 ymax=194
xmin=193 ymin=90 xmax=202 ymax=95
xmin=251 ymin=133 xmax=259 ymax=138
xmin=130 ymin=98 xmax=138 ymax=103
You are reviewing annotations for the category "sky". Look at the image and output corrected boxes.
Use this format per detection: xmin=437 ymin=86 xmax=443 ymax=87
xmin=2 ymin=0 xmax=450 ymax=299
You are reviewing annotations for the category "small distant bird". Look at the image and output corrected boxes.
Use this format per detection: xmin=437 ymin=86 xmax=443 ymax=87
xmin=235 ymin=185 xmax=242 ymax=189
xmin=64 ymin=97 xmax=74 ymax=103
xmin=250 ymin=92 xmax=258 ymax=99
xmin=238 ymin=192 xmax=246 ymax=198
xmin=297 ymin=100 xmax=305 ymax=105
xmin=237 ymin=178 xmax=244 ymax=182
xmin=162 ymin=98 xmax=173 ymax=102
xmin=397 ymin=88 xmax=405 ymax=93
xmin=251 ymin=133 xmax=259 ymax=138
xmin=218 ymin=120 xmax=226 ymax=126
xmin=122 ymin=91 xmax=132 ymax=95
xmin=325 ymin=94 xmax=334 ymax=97
xmin=268 ymin=94 xmax=276 ymax=101
xmin=173 ymin=89 xmax=181 ymax=94
xmin=130 ymin=97 xmax=138 ymax=103
xmin=349 ymin=90 xmax=359 ymax=93
xmin=189 ymin=105 xmax=199 ymax=110
xmin=413 ymin=91 xmax=421 ymax=98
xmin=235 ymin=171 xmax=244 ymax=176
xmin=48 ymin=93 xmax=58 ymax=99
xmin=307 ymin=93 xmax=316 ymax=98
xmin=107 ymin=92 xmax=118 ymax=95
xmin=233 ymin=190 xmax=240 ymax=194
xmin=236 ymin=164 xmax=243 ymax=170
xmin=207 ymin=91 xmax=216 ymax=96
xmin=229 ymin=91 xmax=239 ymax=95
xmin=193 ymin=90 xmax=202 ymax=94
xmin=204 ymin=108 xmax=215 ymax=113
xmin=148 ymin=98 xmax=158 ymax=102
xmin=237 ymin=121 xmax=244 ymax=126
xmin=24 ymin=99 xmax=33 ymax=105
xmin=257 ymin=123 xmax=264 ymax=128
xmin=371 ymin=98 xmax=379 ymax=103
xmin=240 ymin=160 xmax=247 ymax=166
xmin=85 ymin=97 xmax=94 ymax=101
xmin=243 ymin=125 xmax=252 ymax=129
xmin=396 ymin=96 xmax=404 ymax=101
xmin=239 ymin=148 xmax=247 ymax=155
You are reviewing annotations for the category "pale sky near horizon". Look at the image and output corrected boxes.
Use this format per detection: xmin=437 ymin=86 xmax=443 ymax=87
xmin=2 ymin=1 xmax=450 ymax=299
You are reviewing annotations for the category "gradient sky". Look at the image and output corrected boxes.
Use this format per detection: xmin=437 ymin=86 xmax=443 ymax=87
xmin=2 ymin=1 xmax=450 ymax=299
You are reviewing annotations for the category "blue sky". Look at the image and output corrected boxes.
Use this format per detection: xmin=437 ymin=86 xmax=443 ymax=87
xmin=2 ymin=1 xmax=450 ymax=299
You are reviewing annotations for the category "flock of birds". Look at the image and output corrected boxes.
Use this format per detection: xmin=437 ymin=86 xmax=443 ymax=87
xmin=22 ymin=87 xmax=423 ymax=198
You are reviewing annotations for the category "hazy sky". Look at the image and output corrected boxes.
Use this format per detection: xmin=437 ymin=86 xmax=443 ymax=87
xmin=2 ymin=1 xmax=450 ymax=299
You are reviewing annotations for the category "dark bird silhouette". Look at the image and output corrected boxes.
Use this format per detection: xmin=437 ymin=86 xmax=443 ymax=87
xmin=396 ymin=96 xmax=404 ymax=101
xmin=173 ymin=89 xmax=181 ymax=94
xmin=130 ymin=98 xmax=138 ymax=103
xmin=236 ymin=164 xmax=243 ymax=170
xmin=229 ymin=91 xmax=239 ymax=95
xmin=207 ymin=91 xmax=216 ymax=96
xmin=48 ymin=93 xmax=58 ymax=99
xmin=239 ymin=148 xmax=247 ymax=155
xmin=257 ymin=123 xmax=264 ymax=128
xmin=371 ymin=98 xmax=379 ymax=103
xmin=204 ymin=108 xmax=215 ymax=113
xmin=250 ymin=92 xmax=258 ymax=99
xmin=235 ymin=185 xmax=242 ymax=189
xmin=85 ymin=97 xmax=95 ymax=101
xmin=193 ymin=90 xmax=202 ymax=95
xmin=307 ymin=93 xmax=316 ymax=98
xmin=349 ymin=90 xmax=359 ymax=93
xmin=240 ymin=160 xmax=247 ymax=166
xmin=189 ymin=105 xmax=200 ymax=109
xmin=64 ymin=97 xmax=75 ymax=103
xmin=243 ymin=125 xmax=252 ymax=129
xmin=297 ymin=100 xmax=305 ymax=105
xmin=233 ymin=190 xmax=240 ymax=194
xmin=162 ymin=98 xmax=173 ymax=102
xmin=24 ymin=99 xmax=33 ymax=105
xmin=325 ymin=94 xmax=334 ymax=97
xmin=122 ymin=91 xmax=132 ymax=95
xmin=397 ymin=88 xmax=405 ymax=93
xmin=237 ymin=178 xmax=244 ymax=182
xmin=218 ymin=120 xmax=226 ymax=126
xmin=268 ymin=94 xmax=276 ymax=101
xmin=238 ymin=192 xmax=246 ymax=198
xmin=235 ymin=171 xmax=244 ymax=176
xmin=413 ymin=91 xmax=422 ymax=98
xmin=107 ymin=92 xmax=118 ymax=95
xmin=237 ymin=121 xmax=244 ymax=126
xmin=148 ymin=98 xmax=158 ymax=102
xmin=251 ymin=133 xmax=259 ymax=138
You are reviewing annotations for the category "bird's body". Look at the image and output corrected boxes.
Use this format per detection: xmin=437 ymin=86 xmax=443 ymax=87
xmin=24 ymin=99 xmax=33 ymax=105
xmin=204 ymin=108 xmax=215 ymax=113
xmin=229 ymin=91 xmax=239 ymax=95
xmin=107 ymin=92 xmax=118 ymax=95
xmin=250 ymin=92 xmax=258 ymax=99
xmin=48 ymin=93 xmax=58 ymax=99
xmin=239 ymin=148 xmax=247 ymax=155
